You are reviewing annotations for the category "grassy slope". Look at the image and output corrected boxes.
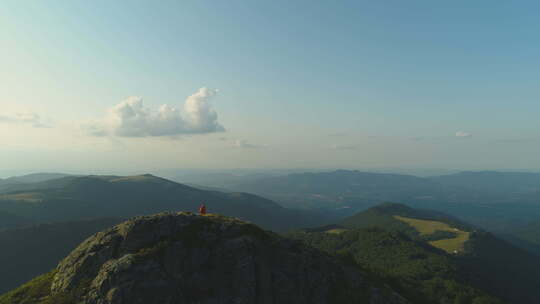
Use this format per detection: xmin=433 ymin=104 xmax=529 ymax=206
xmin=394 ymin=215 xmax=470 ymax=253
xmin=0 ymin=271 xmax=55 ymax=304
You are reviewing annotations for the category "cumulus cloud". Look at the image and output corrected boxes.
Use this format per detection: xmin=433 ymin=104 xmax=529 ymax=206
xmin=86 ymin=87 xmax=224 ymax=137
xmin=455 ymin=131 xmax=472 ymax=138
xmin=0 ymin=111 xmax=50 ymax=128
xmin=234 ymin=139 xmax=267 ymax=149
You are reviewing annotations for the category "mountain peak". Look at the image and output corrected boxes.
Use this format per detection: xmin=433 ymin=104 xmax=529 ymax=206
xmin=5 ymin=212 xmax=408 ymax=304
xmin=370 ymin=202 xmax=414 ymax=213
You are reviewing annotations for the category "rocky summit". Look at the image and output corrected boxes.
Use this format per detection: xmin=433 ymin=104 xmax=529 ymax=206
xmin=20 ymin=212 xmax=408 ymax=304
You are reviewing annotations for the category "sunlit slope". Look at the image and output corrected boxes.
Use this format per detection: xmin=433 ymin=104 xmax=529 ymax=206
xmin=393 ymin=215 xmax=470 ymax=253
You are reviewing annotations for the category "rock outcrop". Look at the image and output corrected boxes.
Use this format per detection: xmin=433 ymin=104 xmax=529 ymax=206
xmin=48 ymin=212 xmax=407 ymax=304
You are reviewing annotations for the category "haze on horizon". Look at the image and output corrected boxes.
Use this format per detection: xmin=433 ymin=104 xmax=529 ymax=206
xmin=2 ymin=1 xmax=539 ymax=173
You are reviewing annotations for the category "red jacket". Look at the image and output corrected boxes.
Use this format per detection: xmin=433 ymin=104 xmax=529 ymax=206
xmin=199 ymin=204 xmax=207 ymax=215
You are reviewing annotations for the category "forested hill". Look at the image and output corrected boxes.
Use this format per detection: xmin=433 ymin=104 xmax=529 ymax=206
xmin=289 ymin=203 xmax=540 ymax=304
xmin=287 ymin=228 xmax=503 ymax=304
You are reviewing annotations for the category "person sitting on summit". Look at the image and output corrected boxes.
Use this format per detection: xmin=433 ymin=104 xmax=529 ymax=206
xmin=199 ymin=203 xmax=207 ymax=215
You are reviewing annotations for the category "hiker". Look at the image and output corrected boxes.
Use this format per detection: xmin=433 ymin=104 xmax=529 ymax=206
xmin=199 ymin=203 xmax=207 ymax=215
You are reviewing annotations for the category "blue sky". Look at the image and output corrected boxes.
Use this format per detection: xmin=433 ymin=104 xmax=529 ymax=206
xmin=1 ymin=1 xmax=539 ymax=173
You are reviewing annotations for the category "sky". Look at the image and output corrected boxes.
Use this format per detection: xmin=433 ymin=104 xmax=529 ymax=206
xmin=1 ymin=1 xmax=539 ymax=174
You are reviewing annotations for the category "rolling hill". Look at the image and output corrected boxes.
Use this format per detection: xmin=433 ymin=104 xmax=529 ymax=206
xmin=287 ymin=227 xmax=502 ymax=304
xmin=234 ymin=170 xmax=540 ymax=208
xmin=306 ymin=203 xmax=540 ymax=303
xmin=233 ymin=170 xmax=540 ymax=246
xmin=235 ymin=170 xmax=447 ymax=209
xmin=4 ymin=173 xmax=72 ymax=184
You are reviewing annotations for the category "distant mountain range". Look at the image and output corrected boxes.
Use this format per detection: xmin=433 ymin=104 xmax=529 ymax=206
xmin=0 ymin=173 xmax=72 ymax=194
xmin=0 ymin=174 xmax=334 ymax=232
xmin=3 ymin=173 xmax=72 ymax=184
xmin=233 ymin=170 xmax=540 ymax=237
xmin=235 ymin=169 xmax=540 ymax=207
xmin=5 ymin=170 xmax=540 ymax=253
xmin=4 ymin=170 xmax=540 ymax=253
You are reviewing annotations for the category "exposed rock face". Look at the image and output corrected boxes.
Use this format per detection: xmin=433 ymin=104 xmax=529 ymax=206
xmin=51 ymin=212 xmax=408 ymax=304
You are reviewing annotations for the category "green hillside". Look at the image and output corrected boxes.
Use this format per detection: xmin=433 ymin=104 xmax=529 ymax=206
xmin=325 ymin=203 xmax=540 ymax=303
xmin=500 ymin=220 xmax=540 ymax=253
xmin=458 ymin=230 xmax=540 ymax=303
xmin=287 ymin=227 xmax=503 ymax=304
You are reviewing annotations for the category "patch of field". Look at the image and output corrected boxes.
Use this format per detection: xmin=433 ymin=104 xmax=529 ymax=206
xmin=393 ymin=215 xmax=470 ymax=254
xmin=325 ymin=228 xmax=348 ymax=234
xmin=0 ymin=193 xmax=43 ymax=203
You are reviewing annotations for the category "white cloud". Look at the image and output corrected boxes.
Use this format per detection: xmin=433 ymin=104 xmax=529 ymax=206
xmin=455 ymin=131 xmax=472 ymax=138
xmin=86 ymin=87 xmax=224 ymax=137
xmin=0 ymin=111 xmax=51 ymax=128
xmin=234 ymin=139 xmax=267 ymax=149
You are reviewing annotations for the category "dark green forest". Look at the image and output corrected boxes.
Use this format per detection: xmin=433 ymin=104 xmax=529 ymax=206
xmin=287 ymin=228 xmax=503 ymax=304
